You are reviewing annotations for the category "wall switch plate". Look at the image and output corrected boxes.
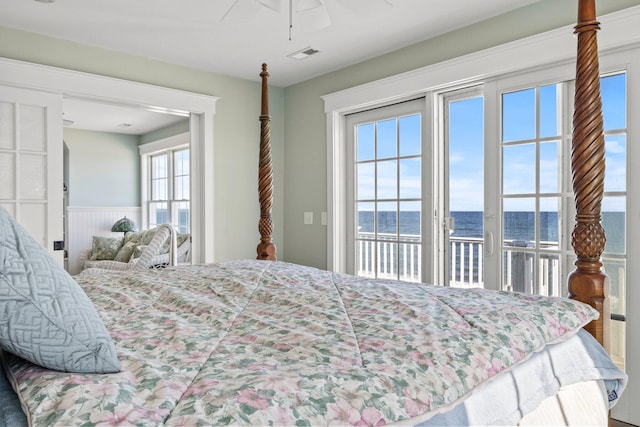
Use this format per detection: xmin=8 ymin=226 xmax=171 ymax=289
xmin=304 ymin=212 xmax=313 ymax=225
xmin=321 ymin=212 xmax=327 ymax=226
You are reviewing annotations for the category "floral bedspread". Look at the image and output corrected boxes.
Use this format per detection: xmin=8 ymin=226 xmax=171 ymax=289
xmin=5 ymin=260 xmax=597 ymax=426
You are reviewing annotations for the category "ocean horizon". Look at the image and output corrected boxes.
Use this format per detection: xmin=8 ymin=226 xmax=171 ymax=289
xmin=358 ymin=211 xmax=624 ymax=254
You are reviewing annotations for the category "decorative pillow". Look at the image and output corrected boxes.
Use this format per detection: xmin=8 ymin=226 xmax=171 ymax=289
xmin=113 ymin=240 xmax=139 ymax=262
xmin=0 ymin=207 xmax=121 ymax=373
xmin=89 ymin=236 xmax=123 ymax=261
xmin=132 ymin=244 xmax=149 ymax=259
xmin=123 ymin=228 xmax=157 ymax=247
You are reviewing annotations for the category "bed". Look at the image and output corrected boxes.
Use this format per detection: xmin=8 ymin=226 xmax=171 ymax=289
xmin=0 ymin=0 xmax=628 ymax=425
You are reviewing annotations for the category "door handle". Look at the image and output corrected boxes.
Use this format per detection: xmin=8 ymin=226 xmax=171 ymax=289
xmin=443 ymin=217 xmax=455 ymax=234
xmin=484 ymin=231 xmax=494 ymax=256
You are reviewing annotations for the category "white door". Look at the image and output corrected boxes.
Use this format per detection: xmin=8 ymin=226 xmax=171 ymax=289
xmin=0 ymin=85 xmax=64 ymax=264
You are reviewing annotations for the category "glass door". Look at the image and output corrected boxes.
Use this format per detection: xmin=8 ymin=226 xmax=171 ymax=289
xmin=443 ymin=89 xmax=484 ymax=288
xmin=346 ymin=99 xmax=426 ymax=282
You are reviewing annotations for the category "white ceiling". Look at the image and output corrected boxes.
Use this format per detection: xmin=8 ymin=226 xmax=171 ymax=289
xmin=0 ymin=0 xmax=540 ymax=134
xmin=62 ymin=98 xmax=188 ymax=135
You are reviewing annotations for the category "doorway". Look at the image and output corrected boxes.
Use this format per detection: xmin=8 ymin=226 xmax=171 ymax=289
xmin=0 ymin=58 xmax=217 ymax=266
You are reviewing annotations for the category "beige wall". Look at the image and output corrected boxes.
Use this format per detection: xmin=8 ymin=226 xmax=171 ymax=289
xmin=281 ymin=0 xmax=640 ymax=269
xmin=0 ymin=27 xmax=285 ymax=262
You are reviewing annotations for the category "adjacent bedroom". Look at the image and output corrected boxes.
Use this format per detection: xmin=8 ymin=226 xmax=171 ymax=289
xmin=0 ymin=0 xmax=639 ymax=425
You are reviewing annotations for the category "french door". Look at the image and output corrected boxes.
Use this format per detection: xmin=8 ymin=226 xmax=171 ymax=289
xmin=0 ymin=85 xmax=64 ymax=264
xmin=345 ymin=98 xmax=428 ymax=282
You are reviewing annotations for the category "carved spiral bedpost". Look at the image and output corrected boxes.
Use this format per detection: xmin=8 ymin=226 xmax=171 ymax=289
xmin=568 ymin=0 xmax=609 ymax=349
xmin=257 ymin=63 xmax=277 ymax=260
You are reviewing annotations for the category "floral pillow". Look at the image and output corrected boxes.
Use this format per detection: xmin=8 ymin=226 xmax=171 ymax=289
xmin=89 ymin=236 xmax=123 ymax=260
xmin=113 ymin=240 xmax=139 ymax=262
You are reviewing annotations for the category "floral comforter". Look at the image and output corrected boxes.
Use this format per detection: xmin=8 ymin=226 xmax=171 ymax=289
xmin=5 ymin=260 xmax=598 ymax=426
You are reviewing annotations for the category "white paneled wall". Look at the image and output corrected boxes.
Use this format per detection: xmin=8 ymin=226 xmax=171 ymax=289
xmin=66 ymin=207 xmax=141 ymax=275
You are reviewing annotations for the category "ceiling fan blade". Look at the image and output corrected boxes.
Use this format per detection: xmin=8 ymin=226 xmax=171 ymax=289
xmin=220 ymin=0 xmax=260 ymax=22
xmin=256 ymin=0 xmax=283 ymax=12
xmin=297 ymin=0 xmax=331 ymax=30
xmin=297 ymin=0 xmax=323 ymax=12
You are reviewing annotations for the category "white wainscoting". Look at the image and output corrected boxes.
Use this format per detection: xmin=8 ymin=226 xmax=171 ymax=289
xmin=67 ymin=206 xmax=141 ymax=275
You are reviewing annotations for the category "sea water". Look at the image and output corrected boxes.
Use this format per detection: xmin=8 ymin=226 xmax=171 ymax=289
xmin=358 ymin=211 xmax=625 ymax=255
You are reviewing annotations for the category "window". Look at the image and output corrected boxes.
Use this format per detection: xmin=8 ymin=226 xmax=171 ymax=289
xmin=145 ymin=146 xmax=190 ymax=234
xmin=500 ymin=83 xmax=566 ymax=296
xmin=347 ymin=99 xmax=425 ymax=282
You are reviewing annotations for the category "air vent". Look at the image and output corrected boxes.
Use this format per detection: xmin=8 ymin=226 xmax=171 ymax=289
xmin=287 ymin=47 xmax=320 ymax=60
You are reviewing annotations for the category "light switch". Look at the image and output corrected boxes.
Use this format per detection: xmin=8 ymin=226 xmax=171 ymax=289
xmin=304 ymin=212 xmax=313 ymax=225
xmin=321 ymin=212 xmax=327 ymax=226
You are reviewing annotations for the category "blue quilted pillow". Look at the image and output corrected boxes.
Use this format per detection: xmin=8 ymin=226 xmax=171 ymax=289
xmin=0 ymin=207 xmax=120 ymax=373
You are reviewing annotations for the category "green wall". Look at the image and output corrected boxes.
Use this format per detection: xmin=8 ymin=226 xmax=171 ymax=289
xmin=64 ymin=128 xmax=140 ymax=207
xmin=140 ymin=120 xmax=190 ymax=145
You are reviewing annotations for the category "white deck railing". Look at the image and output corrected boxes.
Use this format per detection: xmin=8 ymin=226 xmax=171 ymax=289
xmin=357 ymin=233 xmax=561 ymax=294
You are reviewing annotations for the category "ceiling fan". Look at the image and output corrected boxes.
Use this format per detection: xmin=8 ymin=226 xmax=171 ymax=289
xmin=221 ymin=0 xmax=393 ymax=39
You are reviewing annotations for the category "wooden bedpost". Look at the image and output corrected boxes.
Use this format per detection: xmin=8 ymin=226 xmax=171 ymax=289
xmin=257 ymin=63 xmax=277 ymax=260
xmin=568 ymin=0 xmax=609 ymax=349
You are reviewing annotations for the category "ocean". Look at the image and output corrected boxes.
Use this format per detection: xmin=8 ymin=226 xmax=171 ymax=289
xmin=358 ymin=211 xmax=625 ymax=254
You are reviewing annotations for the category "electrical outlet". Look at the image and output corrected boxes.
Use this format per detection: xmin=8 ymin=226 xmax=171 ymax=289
xmin=304 ymin=212 xmax=313 ymax=225
xmin=53 ymin=240 xmax=64 ymax=251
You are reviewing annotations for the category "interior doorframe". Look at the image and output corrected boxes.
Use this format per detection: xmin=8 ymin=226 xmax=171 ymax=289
xmin=0 ymin=57 xmax=219 ymax=264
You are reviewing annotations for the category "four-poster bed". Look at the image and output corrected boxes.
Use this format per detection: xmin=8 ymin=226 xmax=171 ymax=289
xmin=0 ymin=0 xmax=627 ymax=426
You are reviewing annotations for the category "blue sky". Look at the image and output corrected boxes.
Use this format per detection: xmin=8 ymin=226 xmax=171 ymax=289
xmin=356 ymin=72 xmax=626 ymax=215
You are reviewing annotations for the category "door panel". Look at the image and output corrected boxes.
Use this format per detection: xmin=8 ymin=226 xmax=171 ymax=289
xmin=346 ymin=99 xmax=426 ymax=282
xmin=0 ymin=85 xmax=64 ymax=264
xmin=443 ymin=89 xmax=484 ymax=288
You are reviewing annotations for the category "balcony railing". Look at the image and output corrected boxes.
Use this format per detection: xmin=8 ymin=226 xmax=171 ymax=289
xmin=356 ymin=233 xmax=561 ymax=294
